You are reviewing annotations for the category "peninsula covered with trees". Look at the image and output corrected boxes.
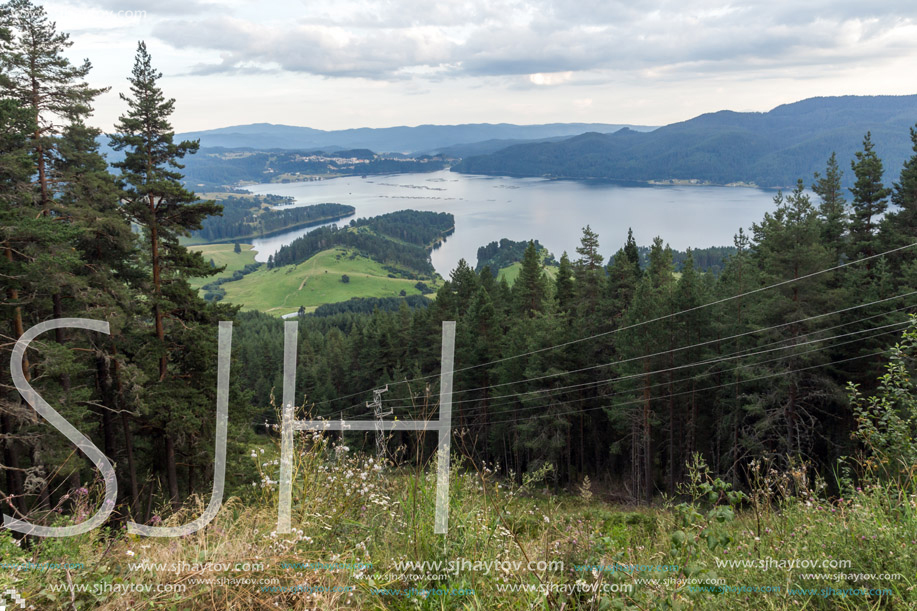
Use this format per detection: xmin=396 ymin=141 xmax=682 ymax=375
xmin=189 ymin=197 xmax=354 ymax=243
xmin=268 ymin=209 xmax=454 ymax=274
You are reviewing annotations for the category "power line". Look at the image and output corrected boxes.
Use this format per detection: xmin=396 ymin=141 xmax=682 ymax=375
xmin=467 ymin=348 xmax=892 ymax=430
xmin=427 ymin=242 xmax=916 ymax=377
xmin=338 ymin=319 xmax=910 ymax=422
xmin=379 ymin=291 xmax=917 ymax=403
xmin=305 ymin=241 xmax=916 ymax=409
xmin=283 ymin=342 xmax=896 ymax=432
xmin=319 ymin=292 xmax=915 ymax=419
xmin=381 ymin=321 xmax=910 ymax=420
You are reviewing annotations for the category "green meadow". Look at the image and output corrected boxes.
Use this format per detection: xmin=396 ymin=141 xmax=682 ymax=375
xmin=496 ymin=261 xmax=559 ymax=285
xmin=188 ymin=243 xmax=258 ymax=289
xmin=215 ymin=248 xmax=439 ymax=316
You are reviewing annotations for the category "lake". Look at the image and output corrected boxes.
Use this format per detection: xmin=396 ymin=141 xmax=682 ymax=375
xmin=245 ymin=170 xmax=779 ymax=277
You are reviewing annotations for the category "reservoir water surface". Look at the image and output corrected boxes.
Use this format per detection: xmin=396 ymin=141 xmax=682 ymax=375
xmin=245 ymin=170 xmax=779 ymax=277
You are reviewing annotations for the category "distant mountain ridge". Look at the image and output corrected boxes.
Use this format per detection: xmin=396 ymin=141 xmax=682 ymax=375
xmin=176 ymin=122 xmax=656 ymax=154
xmin=452 ymin=95 xmax=917 ymax=188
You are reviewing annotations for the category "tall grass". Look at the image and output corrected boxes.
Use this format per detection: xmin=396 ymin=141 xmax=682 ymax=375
xmin=4 ymin=429 xmax=916 ymax=609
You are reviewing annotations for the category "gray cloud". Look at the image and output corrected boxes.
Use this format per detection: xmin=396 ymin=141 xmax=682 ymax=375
xmin=72 ymin=0 xmax=213 ymax=15
xmin=146 ymin=0 xmax=917 ymax=80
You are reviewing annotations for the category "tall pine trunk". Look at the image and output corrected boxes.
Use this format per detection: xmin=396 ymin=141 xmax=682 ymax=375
xmin=3 ymin=247 xmax=28 ymax=514
xmin=111 ymin=345 xmax=140 ymax=511
xmin=165 ymin=435 xmax=180 ymax=512
xmin=643 ymin=362 xmax=653 ymax=504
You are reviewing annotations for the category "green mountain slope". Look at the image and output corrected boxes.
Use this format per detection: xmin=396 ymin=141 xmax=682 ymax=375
xmin=453 ymin=95 xmax=917 ymax=187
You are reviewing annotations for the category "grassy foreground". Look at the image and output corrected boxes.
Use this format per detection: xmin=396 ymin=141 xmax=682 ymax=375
xmin=3 ymin=430 xmax=914 ymax=611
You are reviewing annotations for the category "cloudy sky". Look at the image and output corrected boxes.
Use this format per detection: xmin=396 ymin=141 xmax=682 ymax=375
xmin=42 ymin=0 xmax=917 ymax=132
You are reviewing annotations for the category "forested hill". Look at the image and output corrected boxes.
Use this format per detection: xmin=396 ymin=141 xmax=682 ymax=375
xmin=476 ymin=238 xmax=557 ymax=273
xmin=628 ymin=245 xmax=738 ymax=275
xmin=179 ymin=148 xmax=448 ymax=190
xmin=191 ymin=198 xmax=354 ymax=243
xmin=269 ymin=209 xmax=454 ymax=273
xmin=478 ymin=237 xmax=738 ymax=277
xmin=453 ymin=95 xmax=917 ymax=187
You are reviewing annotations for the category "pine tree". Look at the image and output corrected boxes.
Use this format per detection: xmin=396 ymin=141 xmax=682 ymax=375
xmin=1 ymin=0 xmax=107 ymax=393
xmin=0 ymin=95 xmax=35 ymax=515
xmin=0 ymin=0 xmax=106 ymax=209
xmin=108 ymin=41 xmax=226 ymax=512
xmin=1 ymin=4 xmax=125 ymax=516
xmin=51 ymin=106 xmax=143 ymax=510
xmin=849 ymin=132 xmax=891 ymax=261
xmin=624 ymin=227 xmax=641 ymax=271
xmin=554 ymin=252 xmax=574 ymax=314
xmin=712 ymin=228 xmax=758 ymax=482
xmin=462 ymin=285 xmax=500 ymax=462
xmin=615 ymin=237 xmax=675 ymax=502
xmin=450 ymin=258 xmax=478 ymax=309
xmin=514 ymin=241 xmax=546 ymax=317
xmin=885 ymin=125 xmax=917 ymax=275
xmin=750 ymin=180 xmax=838 ymax=461
xmin=573 ymin=225 xmax=605 ymax=327
xmin=602 ymin=231 xmax=642 ymax=326
xmin=669 ymin=250 xmax=712 ymax=485
xmin=109 ymin=41 xmax=221 ymax=378
xmin=811 ymin=152 xmax=847 ymax=259
xmin=478 ymin=264 xmax=497 ymax=295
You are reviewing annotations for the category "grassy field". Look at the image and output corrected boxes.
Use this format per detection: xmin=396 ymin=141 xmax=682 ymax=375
xmin=496 ymin=261 xmax=559 ymax=285
xmin=9 ymin=436 xmax=915 ymax=611
xmin=216 ymin=247 xmax=439 ymax=316
xmin=188 ymin=243 xmax=257 ymax=290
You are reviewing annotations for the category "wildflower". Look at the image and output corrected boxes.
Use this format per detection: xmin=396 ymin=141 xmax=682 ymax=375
xmin=126 ymin=550 xmax=135 ymax=556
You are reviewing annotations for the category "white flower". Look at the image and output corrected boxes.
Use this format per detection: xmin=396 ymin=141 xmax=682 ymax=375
xmin=126 ymin=550 xmax=135 ymax=556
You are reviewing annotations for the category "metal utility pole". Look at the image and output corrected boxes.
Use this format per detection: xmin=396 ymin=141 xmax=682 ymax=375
xmin=368 ymin=385 xmax=390 ymax=459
